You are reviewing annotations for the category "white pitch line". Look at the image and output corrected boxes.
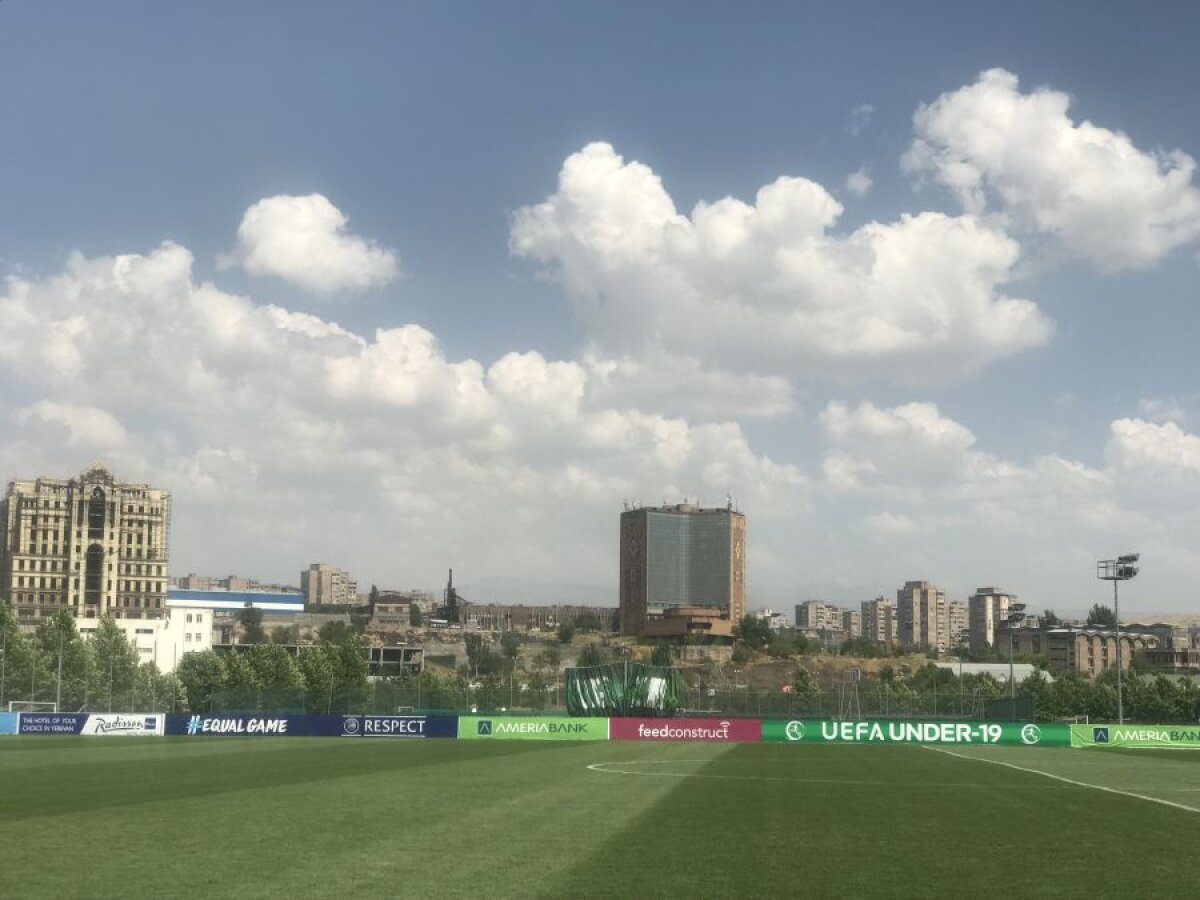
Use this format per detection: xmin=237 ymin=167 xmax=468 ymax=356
xmin=924 ymin=746 xmax=1200 ymax=814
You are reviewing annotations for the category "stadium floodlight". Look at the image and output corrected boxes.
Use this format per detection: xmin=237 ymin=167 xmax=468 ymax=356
xmin=1097 ymin=552 xmax=1140 ymax=725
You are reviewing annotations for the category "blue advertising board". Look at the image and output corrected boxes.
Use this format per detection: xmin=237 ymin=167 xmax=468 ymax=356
xmin=166 ymin=714 xmax=348 ymax=737
xmin=340 ymin=715 xmax=457 ymax=738
xmin=19 ymin=713 xmax=89 ymax=735
xmin=0 ymin=712 xmax=18 ymax=735
xmin=166 ymin=713 xmax=459 ymax=738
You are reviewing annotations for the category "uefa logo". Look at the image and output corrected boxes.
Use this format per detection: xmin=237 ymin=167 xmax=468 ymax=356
xmin=343 ymin=717 xmax=360 ymax=736
xmin=784 ymin=721 xmax=805 ymax=741
xmin=1019 ymin=724 xmax=1041 ymax=745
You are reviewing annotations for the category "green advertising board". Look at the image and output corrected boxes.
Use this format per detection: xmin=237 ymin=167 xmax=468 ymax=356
xmin=1071 ymin=724 xmax=1200 ymax=749
xmin=458 ymin=716 xmax=609 ymax=741
xmin=762 ymin=720 xmax=1070 ymax=747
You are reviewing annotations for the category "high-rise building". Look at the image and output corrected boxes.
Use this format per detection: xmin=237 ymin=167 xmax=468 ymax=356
xmin=301 ymin=563 xmax=359 ymax=606
xmin=1 ymin=464 xmax=170 ymax=626
xmin=897 ymin=580 xmax=945 ymax=650
xmin=946 ymin=600 xmax=968 ymax=652
xmin=861 ymin=596 xmax=896 ymax=645
xmin=842 ymin=609 xmax=862 ymax=639
xmin=619 ymin=502 xmax=745 ymax=636
xmin=968 ymin=587 xmax=1013 ymax=655
xmin=795 ymin=600 xmax=844 ymax=631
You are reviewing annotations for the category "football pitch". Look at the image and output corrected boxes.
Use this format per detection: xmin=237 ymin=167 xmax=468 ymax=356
xmin=1 ymin=738 xmax=1198 ymax=898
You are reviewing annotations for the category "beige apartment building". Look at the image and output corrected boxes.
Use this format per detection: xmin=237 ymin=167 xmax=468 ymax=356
xmin=897 ymin=580 xmax=946 ymax=650
xmin=795 ymin=600 xmax=845 ymax=631
xmin=301 ymin=563 xmax=359 ymax=606
xmin=0 ymin=464 xmax=170 ymax=626
xmin=861 ymin=596 xmax=897 ymax=644
xmin=946 ymin=600 xmax=968 ymax=650
xmin=968 ymin=587 xmax=1014 ymax=655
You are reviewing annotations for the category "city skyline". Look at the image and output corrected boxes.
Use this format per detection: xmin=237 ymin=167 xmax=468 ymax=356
xmin=2 ymin=4 xmax=1200 ymax=615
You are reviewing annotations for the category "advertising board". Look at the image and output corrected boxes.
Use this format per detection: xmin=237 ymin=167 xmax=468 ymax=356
xmin=16 ymin=713 xmax=163 ymax=735
xmin=340 ymin=715 xmax=457 ymax=738
xmin=761 ymin=720 xmax=1069 ymax=746
xmin=1070 ymin=724 xmax=1200 ymax=749
xmin=0 ymin=712 xmax=18 ymax=735
xmin=458 ymin=716 xmax=609 ymax=741
xmin=80 ymin=714 xmax=164 ymax=736
xmin=609 ymin=717 xmax=762 ymax=743
xmin=166 ymin=714 xmax=348 ymax=737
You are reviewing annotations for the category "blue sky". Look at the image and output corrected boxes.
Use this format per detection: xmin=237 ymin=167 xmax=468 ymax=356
xmin=2 ymin=2 xmax=1199 ymax=615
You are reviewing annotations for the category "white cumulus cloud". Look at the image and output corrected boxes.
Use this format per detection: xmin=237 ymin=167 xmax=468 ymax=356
xmin=511 ymin=142 xmax=1051 ymax=386
xmin=845 ymin=166 xmax=873 ymax=197
xmin=904 ymin=68 xmax=1200 ymax=269
xmin=224 ymin=194 xmax=399 ymax=294
xmin=0 ymin=239 xmax=806 ymax=589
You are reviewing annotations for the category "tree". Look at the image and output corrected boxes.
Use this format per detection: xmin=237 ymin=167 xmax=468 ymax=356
xmin=1042 ymin=609 xmax=1062 ymax=627
xmin=574 ymin=612 xmax=601 ymax=632
xmin=526 ymin=671 xmax=549 ymax=710
xmin=792 ymin=667 xmax=819 ymax=708
xmin=557 ymin=621 xmax=575 ymax=645
xmin=299 ymin=647 xmax=336 ymax=713
xmin=464 ymin=633 xmax=486 ymax=676
xmin=534 ymin=646 xmax=561 ymax=673
xmin=577 ymin=643 xmax=603 ymax=667
xmin=322 ymin=636 xmax=370 ymax=712
xmin=368 ymin=585 xmax=380 ymax=608
xmin=34 ymin=609 xmax=91 ymax=710
xmin=0 ymin=605 xmax=39 ymax=708
xmin=237 ymin=603 xmax=268 ymax=644
xmin=767 ymin=636 xmax=794 ymax=659
xmin=176 ymin=650 xmax=226 ymax=711
xmin=734 ymin=615 xmax=771 ymax=650
xmin=839 ymin=637 xmax=883 ymax=658
xmin=650 ymin=642 xmax=674 ymax=667
xmin=409 ymin=603 xmax=422 ymax=627
xmin=132 ymin=662 xmax=186 ymax=712
xmin=246 ymin=643 xmax=306 ymax=710
xmin=270 ymin=624 xmax=300 ymax=644
xmin=1087 ymin=604 xmax=1118 ymax=627
xmin=85 ymin=616 xmax=137 ymax=711
xmin=318 ymin=620 xmax=355 ymax=645
xmin=222 ymin=651 xmax=263 ymax=710
xmin=499 ymin=633 xmax=521 ymax=671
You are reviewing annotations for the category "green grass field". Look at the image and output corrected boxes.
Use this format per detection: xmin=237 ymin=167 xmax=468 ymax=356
xmin=1 ymin=738 xmax=1199 ymax=898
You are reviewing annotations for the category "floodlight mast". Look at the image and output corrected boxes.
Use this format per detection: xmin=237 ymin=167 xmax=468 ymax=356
xmin=1097 ymin=553 xmax=1139 ymax=725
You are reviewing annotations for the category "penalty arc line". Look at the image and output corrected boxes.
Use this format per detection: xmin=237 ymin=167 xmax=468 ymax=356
xmin=924 ymin=746 xmax=1200 ymax=814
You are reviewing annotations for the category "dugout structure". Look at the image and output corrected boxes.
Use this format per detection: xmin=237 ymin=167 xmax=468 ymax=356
xmin=566 ymin=662 xmax=683 ymax=717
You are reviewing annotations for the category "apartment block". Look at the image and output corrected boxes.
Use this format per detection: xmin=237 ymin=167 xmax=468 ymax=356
xmin=968 ymin=587 xmax=1014 ymax=656
xmin=897 ymin=580 xmax=945 ymax=650
xmin=301 ymin=563 xmax=359 ymax=606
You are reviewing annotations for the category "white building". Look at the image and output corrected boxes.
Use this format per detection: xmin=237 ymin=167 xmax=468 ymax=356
xmin=77 ymin=600 xmax=213 ymax=673
xmin=754 ymin=608 xmax=790 ymax=631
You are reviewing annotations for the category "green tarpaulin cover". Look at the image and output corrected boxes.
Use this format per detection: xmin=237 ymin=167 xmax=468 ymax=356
xmin=566 ymin=662 xmax=682 ymax=717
